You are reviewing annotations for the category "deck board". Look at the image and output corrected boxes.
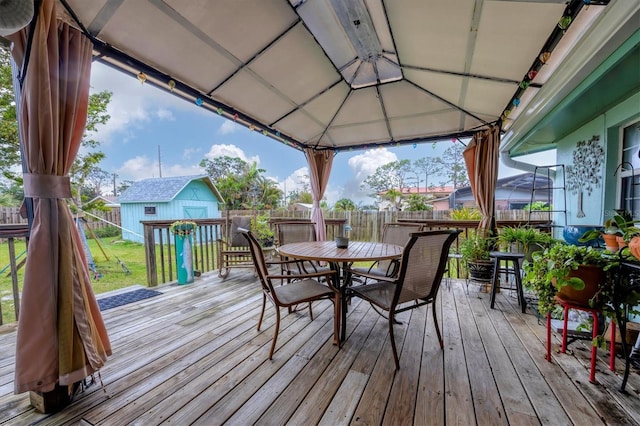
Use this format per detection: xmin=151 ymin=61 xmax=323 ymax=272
xmin=1 ymin=270 xmax=640 ymax=425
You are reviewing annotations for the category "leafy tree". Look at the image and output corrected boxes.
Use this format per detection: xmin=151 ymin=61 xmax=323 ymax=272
xmin=441 ymin=143 xmax=469 ymax=189
xmin=117 ymin=180 xmax=134 ymax=195
xmin=0 ymin=45 xmax=21 ymax=182
xmin=0 ymin=46 xmax=113 ymax=210
xmin=404 ymin=194 xmax=432 ymax=211
xmin=200 ymin=156 xmax=282 ymax=209
xmin=334 ymin=198 xmax=357 ymax=211
xmin=199 ymin=156 xmax=248 ymax=182
xmin=361 ymin=159 xmax=412 ymax=195
xmin=413 ymin=157 xmax=443 ymax=190
xmin=288 ymin=190 xmax=313 ymax=205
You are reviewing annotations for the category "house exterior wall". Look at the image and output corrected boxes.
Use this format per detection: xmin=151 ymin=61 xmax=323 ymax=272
xmin=554 ymin=91 xmax=640 ymax=239
xmin=121 ymin=181 xmax=221 ymax=243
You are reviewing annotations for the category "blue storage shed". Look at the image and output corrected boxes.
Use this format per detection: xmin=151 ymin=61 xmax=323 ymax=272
xmin=118 ymin=175 xmax=224 ymax=243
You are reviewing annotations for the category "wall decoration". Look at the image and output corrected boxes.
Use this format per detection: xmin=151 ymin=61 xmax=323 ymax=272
xmin=565 ymin=135 xmax=604 ymax=218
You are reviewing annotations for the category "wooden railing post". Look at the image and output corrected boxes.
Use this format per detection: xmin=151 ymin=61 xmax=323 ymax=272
xmin=143 ymin=223 xmax=158 ymax=287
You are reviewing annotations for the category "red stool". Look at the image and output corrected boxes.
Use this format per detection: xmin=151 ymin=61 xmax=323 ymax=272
xmin=546 ymin=297 xmax=615 ymax=383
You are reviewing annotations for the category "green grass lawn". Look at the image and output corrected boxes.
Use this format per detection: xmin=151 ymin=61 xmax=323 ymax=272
xmin=0 ymin=237 xmax=148 ymax=325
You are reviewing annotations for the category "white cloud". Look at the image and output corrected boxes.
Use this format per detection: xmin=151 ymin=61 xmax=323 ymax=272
xmin=116 ymin=156 xmax=202 ymax=181
xmin=219 ymin=121 xmax=241 ymax=135
xmin=155 ymin=108 xmax=175 ymax=121
xmin=347 ymin=148 xmax=397 ymax=182
xmin=182 ymin=147 xmax=199 ymax=160
xmin=204 ymin=144 xmax=260 ymax=165
xmin=90 ymin=62 xmax=196 ymax=145
xmin=276 ymin=167 xmax=309 ymax=193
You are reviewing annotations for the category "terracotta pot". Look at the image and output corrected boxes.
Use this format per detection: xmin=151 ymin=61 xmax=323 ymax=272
xmin=602 ymin=233 xmax=619 ymax=252
xmin=555 ymin=264 xmax=605 ymax=308
xmin=617 ymin=235 xmax=627 ymax=248
xmin=630 ymin=236 xmax=640 ymax=260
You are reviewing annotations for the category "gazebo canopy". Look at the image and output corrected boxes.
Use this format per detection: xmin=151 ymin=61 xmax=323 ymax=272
xmin=56 ymin=0 xmax=620 ymax=153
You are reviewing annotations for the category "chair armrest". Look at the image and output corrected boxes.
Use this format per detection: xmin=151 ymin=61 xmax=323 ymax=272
xmin=267 ymin=269 xmax=339 ymax=289
xmin=344 ymin=267 xmax=397 ymax=283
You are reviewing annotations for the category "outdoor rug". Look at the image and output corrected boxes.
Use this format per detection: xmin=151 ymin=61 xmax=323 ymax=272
xmin=98 ymin=288 xmax=163 ymax=311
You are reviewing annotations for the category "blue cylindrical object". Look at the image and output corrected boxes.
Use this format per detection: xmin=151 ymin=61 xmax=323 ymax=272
xmin=175 ymin=234 xmax=194 ymax=284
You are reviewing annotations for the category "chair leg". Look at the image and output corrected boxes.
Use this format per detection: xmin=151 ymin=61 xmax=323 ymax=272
xmin=257 ymin=293 xmax=266 ymax=331
xmin=389 ymin=314 xmax=400 ymax=370
xmin=269 ymin=306 xmax=281 ymax=360
xmin=432 ymin=299 xmax=444 ymax=349
xmin=308 ymin=302 xmax=314 ymax=320
xmin=333 ymin=295 xmax=340 ymax=346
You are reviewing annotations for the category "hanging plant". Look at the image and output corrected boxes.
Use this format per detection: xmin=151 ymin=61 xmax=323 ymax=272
xmin=170 ymin=220 xmax=198 ymax=237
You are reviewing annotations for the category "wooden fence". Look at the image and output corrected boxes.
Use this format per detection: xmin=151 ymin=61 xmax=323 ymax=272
xmin=0 ymin=206 xmax=121 ymax=231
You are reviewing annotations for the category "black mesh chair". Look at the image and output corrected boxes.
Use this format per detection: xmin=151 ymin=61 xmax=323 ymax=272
xmin=346 ymin=229 xmax=461 ymax=369
xmin=240 ymin=228 xmax=339 ymax=359
xmin=349 ymin=222 xmax=423 ymax=283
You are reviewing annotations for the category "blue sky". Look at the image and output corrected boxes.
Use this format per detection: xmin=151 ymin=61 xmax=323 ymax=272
xmin=89 ymin=62 xmax=555 ymax=206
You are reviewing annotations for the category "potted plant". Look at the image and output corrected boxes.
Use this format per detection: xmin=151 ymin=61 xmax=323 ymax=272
xmin=250 ymin=213 xmax=275 ymax=247
xmin=523 ymin=242 xmax=609 ymax=315
xmin=460 ymin=232 xmax=496 ymax=282
xmin=498 ymin=226 xmax=555 ymax=261
xmin=579 ymin=210 xmax=640 ymax=253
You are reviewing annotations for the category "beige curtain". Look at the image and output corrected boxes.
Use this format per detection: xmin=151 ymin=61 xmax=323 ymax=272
xmin=463 ymin=125 xmax=501 ymax=233
xmin=304 ymin=148 xmax=334 ymax=241
xmin=9 ymin=0 xmax=111 ymax=393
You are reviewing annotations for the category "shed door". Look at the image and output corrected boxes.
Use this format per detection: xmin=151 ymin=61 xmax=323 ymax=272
xmin=183 ymin=207 xmax=207 ymax=219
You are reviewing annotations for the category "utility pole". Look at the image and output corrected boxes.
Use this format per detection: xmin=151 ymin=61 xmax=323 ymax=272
xmin=158 ymin=145 xmax=163 ymax=177
xmin=112 ymin=173 xmax=117 ymax=196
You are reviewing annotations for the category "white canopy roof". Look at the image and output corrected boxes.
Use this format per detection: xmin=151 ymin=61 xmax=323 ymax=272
xmin=58 ymin=0 xmax=619 ymax=153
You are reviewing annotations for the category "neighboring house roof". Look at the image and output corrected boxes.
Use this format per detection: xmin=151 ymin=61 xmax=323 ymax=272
xmin=379 ymin=186 xmax=455 ymax=197
xmin=117 ymin=175 xmax=224 ymax=204
xmin=451 ymin=173 xmax=552 ymax=203
xmin=87 ymin=195 xmax=120 ymax=207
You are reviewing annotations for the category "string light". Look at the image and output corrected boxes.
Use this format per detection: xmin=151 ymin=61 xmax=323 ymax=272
xmin=539 ymin=52 xmax=551 ymax=64
xmin=137 ymin=72 xmax=147 ymax=84
xmin=168 ymin=80 xmax=176 ymax=91
xmin=216 ymin=108 xmax=223 ymax=115
xmin=195 ymin=98 xmax=203 ymax=106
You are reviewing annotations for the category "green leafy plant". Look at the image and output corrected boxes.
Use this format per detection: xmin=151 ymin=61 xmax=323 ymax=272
xmin=579 ymin=210 xmax=640 ymax=244
xmin=250 ymin=213 xmax=275 ymax=246
xmin=523 ymin=242 xmax=608 ymax=315
xmin=459 ymin=233 xmax=495 ymax=263
xmin=449 ymin=207 xmax=482 ymax=220
xmin=498 ymin=226 xmax=555 ymax=254
xmin=169 ymin=220 xmax=197 ymax=237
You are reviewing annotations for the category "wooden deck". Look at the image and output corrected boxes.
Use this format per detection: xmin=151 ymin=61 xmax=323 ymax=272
xmin=2 ymin=270 xmax=640 ymax=425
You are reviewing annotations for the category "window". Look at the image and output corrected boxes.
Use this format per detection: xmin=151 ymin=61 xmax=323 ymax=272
xmin=618 ymin=121 xmax=640 ymax=218
xmin=144 ymin=206 xmax=157 ymax=215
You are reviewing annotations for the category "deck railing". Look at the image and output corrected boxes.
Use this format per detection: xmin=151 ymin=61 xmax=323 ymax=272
xmin=0 ymin=224 xmax=29 ymax=325
xmin=141 ymin=217 xmax=348 ymax=286
xmin=142 ymin=216 xmax=550 ymax=286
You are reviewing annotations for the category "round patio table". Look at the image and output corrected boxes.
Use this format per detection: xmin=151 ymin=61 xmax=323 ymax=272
xmin=277 ymin=240 xmax=402 ymax=342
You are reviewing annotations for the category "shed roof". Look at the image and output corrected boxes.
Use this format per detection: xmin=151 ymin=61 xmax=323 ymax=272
xmin=118 ymin=175 xmax=224 ymax=204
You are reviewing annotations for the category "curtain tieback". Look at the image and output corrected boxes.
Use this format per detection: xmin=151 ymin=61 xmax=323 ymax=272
xmin=23 ymin=173 xmax=72 ymax=199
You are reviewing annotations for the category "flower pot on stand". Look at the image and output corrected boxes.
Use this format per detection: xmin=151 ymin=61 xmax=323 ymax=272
xmin=555 ymin=264 xmax=605 ymax=307
xmin=629 ymin=236 xmax=640 ymax=261
xmin=467 ymin=260 xmax=494 ymax=292
xmin=601 ymin=233 xmax=619 ymax=252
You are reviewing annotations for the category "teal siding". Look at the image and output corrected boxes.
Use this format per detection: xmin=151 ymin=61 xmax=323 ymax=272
xmin=121 ymin=180 xmax=221 ymax=243
xmin=554 ymin=91 xmax=640 ymax=238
